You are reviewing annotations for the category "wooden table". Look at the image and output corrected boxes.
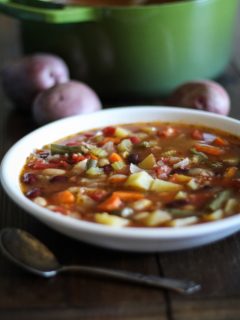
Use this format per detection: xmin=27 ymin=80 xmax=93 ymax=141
xmin=1 ymin=12 xmax=240 ymax=320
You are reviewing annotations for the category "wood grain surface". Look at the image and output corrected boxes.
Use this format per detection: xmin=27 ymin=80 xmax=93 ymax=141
xmin=0 ymin=8 xmax=240 ymax=319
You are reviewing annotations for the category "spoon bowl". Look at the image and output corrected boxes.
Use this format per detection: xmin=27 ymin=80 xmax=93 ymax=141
xmin=0 ymin=228 xmax=201 ymax=294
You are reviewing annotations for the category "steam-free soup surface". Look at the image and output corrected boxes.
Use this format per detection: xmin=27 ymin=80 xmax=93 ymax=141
xmin=20 ymin=122 xmax=240 ymax=228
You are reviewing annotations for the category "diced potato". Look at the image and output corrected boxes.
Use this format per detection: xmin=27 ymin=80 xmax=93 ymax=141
xmin=169 ymin=216 xmax=199 ymax=227
xmin=145 ymin=210 xmax=171 ymax=226
xmin=95 ymin=212 xmax=129 ymax=227
xmin=175 ymin=191 xmax=188 ymax=200
xmin=224 ymin=198 xmax=238 ymax=216
xmin=78 ymin=195 xmax=95 ymax=208
xmin=115 ymin=127 xmax=130 ymax=138
xmin=150 ymin=178 xmax=182 ymax=193
xmin=131 ymin=199 xmax=152 ymax=211
xmin=133 ymin=211 xmax=150 ymax=221
xmin=139 ymin=153 xmax=156 ymax=170
xmin=203 ymin=209 xmax=223 ymax=221
xmin=171 ymin=174 xmax=191 ymax=183
xmin=125 ymin=171 xmax=154 ymax=191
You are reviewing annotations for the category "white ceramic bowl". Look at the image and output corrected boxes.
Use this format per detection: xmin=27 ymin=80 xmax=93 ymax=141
xmin=1 ymin=107 xmax=240 ymax=252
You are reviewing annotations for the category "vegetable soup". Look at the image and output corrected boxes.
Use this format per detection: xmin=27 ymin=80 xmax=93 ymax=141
xmin=20 ymin=122 xmax=240 ymax=228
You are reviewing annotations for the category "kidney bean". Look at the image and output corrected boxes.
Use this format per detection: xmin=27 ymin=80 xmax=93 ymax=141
xmin=127 ymin=153 xmax=140 ymax=164
xmin=26 ymin=188 xmax=41 ymax=198
xmin=22 ymin=173 xmax=37 ymax=184
xmin=50 ymin=175 xmax=68 ymax=183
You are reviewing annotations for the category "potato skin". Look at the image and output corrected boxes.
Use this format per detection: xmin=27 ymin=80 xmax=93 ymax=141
xmin=169 ymin=80 xmax=230 ymax=115
xmin=32 ymin=80 xmax=102 ymax=124
xmin=1 ymin=53 xmax=69 ymax=109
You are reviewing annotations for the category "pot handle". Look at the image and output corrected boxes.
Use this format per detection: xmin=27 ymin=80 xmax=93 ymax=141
xmin=0 ymin=0 xmax=100 ymax=23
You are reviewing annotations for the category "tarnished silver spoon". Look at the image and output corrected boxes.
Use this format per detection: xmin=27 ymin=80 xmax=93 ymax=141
xmin=0 ymin=228 xmax=201 ymax=294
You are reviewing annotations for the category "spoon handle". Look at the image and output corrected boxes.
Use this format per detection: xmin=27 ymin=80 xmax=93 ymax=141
xmin=60 ymin=265 xmax=200 ymax=294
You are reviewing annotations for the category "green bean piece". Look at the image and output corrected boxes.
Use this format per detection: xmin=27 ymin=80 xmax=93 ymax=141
xmin=50 ymin=144 xmax=83 ymax=155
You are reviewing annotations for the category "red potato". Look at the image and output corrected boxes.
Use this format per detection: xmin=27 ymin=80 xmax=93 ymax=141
xmin=168 ymin=80 xmax=231 ymax=116
xmin=32 ymin=80 xmax=102 ymax=124
xmin=1 ymin=53 xmax=69 ymax=109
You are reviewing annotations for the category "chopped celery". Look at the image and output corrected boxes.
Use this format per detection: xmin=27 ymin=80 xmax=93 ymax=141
xmin=91 ymin=147 xmax=107 ymax=158
xmin=111 ymin=161 xmax=126 ymax=171
xmin=117 ymin=139 xmax=133 ymax=153
xmin=86 ymin=167 xmax=103 ymax=177
xmin=86 ymin=159 xmax=98 ymax=169
xmin=208 ymin=190 xmax=232 ymax=211
xmin=190 ymin=148 xmax=208 ymax=161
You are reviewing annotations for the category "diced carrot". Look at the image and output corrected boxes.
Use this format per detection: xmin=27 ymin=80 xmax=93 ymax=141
xmin=224 ymin=166 xmax=238 ymax=179
xmin=97 ymin=194 xmax=122 ymax=211
xmin=213 ymin=136 xmax=229 ymax=146
xmin=90 ymin=154 xmax=98 ymax=160
xmin=191 ymin=129 xmax=203 ymax=140
xmin=51 ymin=190 xmax=75 ymax=204
xmin=112 ymin=191 xmax=144 ymax=201
xmin=194 ymin=144 xmax=224 ymax=156
xmin=109 ymin=152 xmax=123 ymax=163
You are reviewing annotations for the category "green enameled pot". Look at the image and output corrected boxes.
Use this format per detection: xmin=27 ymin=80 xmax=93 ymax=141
xmin=0 ymin=0 xmax=238 ymax=100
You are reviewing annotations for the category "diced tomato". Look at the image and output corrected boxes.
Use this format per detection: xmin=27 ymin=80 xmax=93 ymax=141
xmin=129 ymin=136 xmax=141 ymax=144
xmin=103 ymin=126 xmax=116 ymax=136
xmin=191 ymin=129 xmax=203 ymax=140
xmin=88 ymin=190 xmax=108 ymax=202
xmin=70 ymin=153 xmax=85 ymax=163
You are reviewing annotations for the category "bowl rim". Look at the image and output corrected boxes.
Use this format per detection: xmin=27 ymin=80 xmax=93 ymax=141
xmin=1 ymin=106 xmax=240 ymax=240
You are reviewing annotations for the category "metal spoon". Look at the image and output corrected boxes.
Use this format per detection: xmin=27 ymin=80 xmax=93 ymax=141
xmin=0 ymin=228 xmax=201 ymax=294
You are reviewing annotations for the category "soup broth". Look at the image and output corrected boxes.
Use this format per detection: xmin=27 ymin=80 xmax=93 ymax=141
xmin=20 ymin=122 xmax=240 ymax=228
